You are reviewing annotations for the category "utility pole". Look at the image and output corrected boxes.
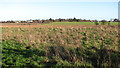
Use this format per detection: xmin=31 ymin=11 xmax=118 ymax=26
xmin=118 ymin=1 xmax=120 ymax=21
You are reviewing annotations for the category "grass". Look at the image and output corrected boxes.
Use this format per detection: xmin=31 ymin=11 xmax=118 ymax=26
xmin=2 ymin=25 xmax=120 ymax=67
xmin=45 ymin=22 xmax=95 ymax=25
xmin=45 ymin=22 xmax=119 ymax=25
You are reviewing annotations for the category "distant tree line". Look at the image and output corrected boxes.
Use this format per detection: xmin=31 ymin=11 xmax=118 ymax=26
xmin=0 ymin=18 xmax=119 ymax=23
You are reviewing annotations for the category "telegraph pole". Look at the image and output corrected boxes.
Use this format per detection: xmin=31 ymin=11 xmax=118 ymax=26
xmin=118 ymin=1 xmax=120 ymax=21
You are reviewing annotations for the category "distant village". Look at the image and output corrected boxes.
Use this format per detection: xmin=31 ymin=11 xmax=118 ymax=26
xmin=0 ymin=18 xmax=119 ymax=23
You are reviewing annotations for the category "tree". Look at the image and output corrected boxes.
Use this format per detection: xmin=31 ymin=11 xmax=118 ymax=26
xmin=58 ymin=18 xmax=62 ymax=22
xmin=76 ymin=19 xmax=80 ymax=22
xmin=108 ymin=20 xmax=111 ymax=25
xmin=49 ymin=18 xmax=53 ymax=21
xmin=73 ymin=17 xmax=77 ymax=22
xmin=101 ymin=20 xmax=107 ymax=25
xmin=113 ymin=18 xmax=119 ymax=22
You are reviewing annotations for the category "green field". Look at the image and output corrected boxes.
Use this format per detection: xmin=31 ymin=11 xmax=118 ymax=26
xmin=45 ymin=22 xmax=119 ymax=25
xmin=2 ymin=23 xmax=120 ymax=67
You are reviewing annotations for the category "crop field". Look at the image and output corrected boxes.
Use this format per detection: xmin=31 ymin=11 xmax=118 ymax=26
xmin=1 ymin=22 xmax=120 ymax=67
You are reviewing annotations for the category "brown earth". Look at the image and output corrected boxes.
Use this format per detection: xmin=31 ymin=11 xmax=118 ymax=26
xmin=0 ymin=23 xmax=118 ymax=29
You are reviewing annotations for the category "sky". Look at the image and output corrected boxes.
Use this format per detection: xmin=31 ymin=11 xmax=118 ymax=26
xmin=0 ymin=0 xmax=119 ymax=21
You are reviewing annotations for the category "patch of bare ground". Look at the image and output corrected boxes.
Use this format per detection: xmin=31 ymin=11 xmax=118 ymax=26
xmin=1 ymin=23 xmax=118 ymax=29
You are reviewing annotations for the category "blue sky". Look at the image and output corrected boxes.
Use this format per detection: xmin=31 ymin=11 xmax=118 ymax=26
xmin=0 ymin=0 xmax=119 ymax=21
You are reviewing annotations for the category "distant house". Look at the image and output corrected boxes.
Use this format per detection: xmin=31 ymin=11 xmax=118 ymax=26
xmin=15 ymin=21 xmax=20 ymax=23
xmin=27 ymin=19 xmax=33 ymax=23
xmin=33 ymin=20 xmax=41 ymax=23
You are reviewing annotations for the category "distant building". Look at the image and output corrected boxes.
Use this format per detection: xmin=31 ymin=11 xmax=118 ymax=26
xmin=15 ymin=21 xmax=21 ymax=23
xmin=27 ymin=19 xmax=33 ymax=23
xmin=118 ymin=1 xmax=120 ymax=21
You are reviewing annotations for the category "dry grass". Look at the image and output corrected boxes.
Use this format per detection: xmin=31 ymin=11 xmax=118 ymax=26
xmin=2 ymin=23 xmax=119 ymax=67
xmin=2 ymin=24 xmax=119 ymax=50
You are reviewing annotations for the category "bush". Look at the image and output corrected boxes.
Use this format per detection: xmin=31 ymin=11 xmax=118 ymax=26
xmin=94 ymin=20 xmax=99 ymax=25
xmin=101 ymin=20 xmax=107 ymax=25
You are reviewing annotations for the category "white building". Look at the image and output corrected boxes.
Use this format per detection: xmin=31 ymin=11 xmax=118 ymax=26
xmin=27 ymin=19 xmax=33 ymax=23
xmin=118 ymin=1 xmax=120 ymax=21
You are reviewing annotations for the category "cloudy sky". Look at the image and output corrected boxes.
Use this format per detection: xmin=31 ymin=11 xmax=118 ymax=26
xmin=0 ymin=0 xmax=119 ymax=21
